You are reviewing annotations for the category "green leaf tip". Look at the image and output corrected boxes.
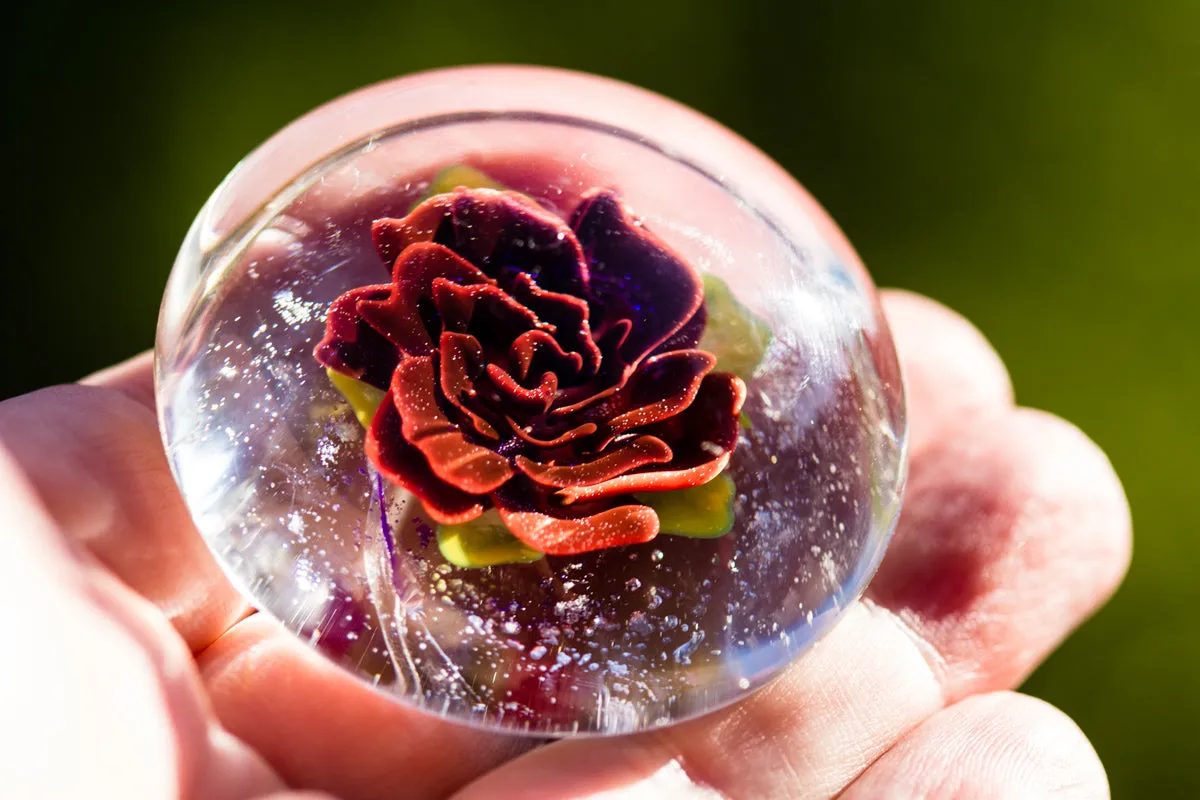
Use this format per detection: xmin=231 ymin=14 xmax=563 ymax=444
xmin=325 ymin=368 xmax=387 ymax=429
xmin=636 ymin=472 xmax=737 ymax=538
xmin=698 ymin=274 xmax=773 ymax=380
xmin=437 ymin=510 xmax=545 ymax=568
xmin=418 ymin=164 xmax=507 ymax=205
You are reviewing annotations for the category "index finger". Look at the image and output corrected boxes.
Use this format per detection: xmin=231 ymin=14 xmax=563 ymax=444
xmin=2 ymin=366 xmax=249 ymax=653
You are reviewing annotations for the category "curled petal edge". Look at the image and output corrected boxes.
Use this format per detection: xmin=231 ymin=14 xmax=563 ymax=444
xmin=365 ymin=395 xmax=485 ymax=525
xmin=496 ymin=502 xmax=660 ymax=556
xmin=390 ymin=357 xmax=515 ymax=494
xmin=553 ymin=452 xmax=731 ymax=506
xmin=515 ymin=435 xmax=673 ymax=489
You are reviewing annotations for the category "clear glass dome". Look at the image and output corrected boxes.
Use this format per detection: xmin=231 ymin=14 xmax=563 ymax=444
xmin=157 ymin=67 xmax=906 ymax=736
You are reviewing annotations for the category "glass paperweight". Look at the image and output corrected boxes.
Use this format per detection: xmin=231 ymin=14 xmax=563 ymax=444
xmin=156 ymin=67 xmax=906 ymax=736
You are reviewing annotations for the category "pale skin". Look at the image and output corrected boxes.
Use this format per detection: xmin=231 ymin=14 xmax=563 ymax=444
xmin=0 ymin=70 xmax=1131 ymax=800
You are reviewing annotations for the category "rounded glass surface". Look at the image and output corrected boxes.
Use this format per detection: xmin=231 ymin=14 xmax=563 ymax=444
xmin=157 ymin=69 xmax=906 ymax=736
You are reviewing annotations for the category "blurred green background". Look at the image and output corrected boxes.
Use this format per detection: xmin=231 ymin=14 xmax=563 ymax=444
xmin=9 ymin=1 xmax=1196 ymax=794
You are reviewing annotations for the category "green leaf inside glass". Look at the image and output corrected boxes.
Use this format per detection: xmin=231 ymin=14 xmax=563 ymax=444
xmin=698 ymin=273 xmax=772 ymax=380
xmin=636 ymin=472 xmax=737 ymax=538
xmin=437 ymin=510 xmax=545 ymax=568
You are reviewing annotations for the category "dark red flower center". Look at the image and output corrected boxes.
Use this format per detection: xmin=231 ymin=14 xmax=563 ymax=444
xmin=316 ymin=186 xmax=745 ymax=555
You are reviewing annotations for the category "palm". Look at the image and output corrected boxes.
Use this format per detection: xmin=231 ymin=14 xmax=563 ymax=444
xmin=0 ymin=286 xmax=1128 ymax=799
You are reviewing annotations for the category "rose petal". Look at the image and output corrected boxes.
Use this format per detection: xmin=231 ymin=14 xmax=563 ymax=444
xmin=391 ymin=356 xmax=515 ymax=494
xmin=507 ymin=272 xmax=601 ymax=376
xmin=552 ymin=451 xmax=730 ymax=506
xmin=508 ymin=419 xmax=598 ymax=449
xmin=556 ymin=373 xmax=747 ymax=506
xmin=508 ymin=330 xmax=584 ymax=384
xmin=595 ymin=350 xmax=716 ymax=440
xmin=430 ymin=278 xmax=541 ymax=347
xmin=313 ymin=285 xmax=398 ymax=388
xmin=495 ymin=499 xmax=659 ymax=556
xmin=549 ymin=350 xmax=714 ymax=437
xmin=645 ymin=371 xmax=747 ymax=464
xmin=594 ymin=318 xmax=632 ymax=359
xmin=439 ymin=332 xmax=501 ymax=440
xmin=515 ymin=435 xmax=673 ymax=489
xmin=385 ymin=189 xmax=590 ymax=296
xmin=547 ymin=383 xmax=622 ymax=424
xmin=485 ymin=364 xmax=558 ymax=414
xmin=372 ymin=210 xmax=444 ymax=268
xmin=366 ymin=393 xmax=485 ymax=525
xmin=651 ymin=300 xmax=707 ymax=356
xmin=447 ymin=190 xmax=589 ymax=296
xmin=546 ymin=317 xmax=635 ymax=411
xmin=572 ymin=189 xmax=703 ymax=366
xmin=357 ymin=242 xmax=492 ymax=357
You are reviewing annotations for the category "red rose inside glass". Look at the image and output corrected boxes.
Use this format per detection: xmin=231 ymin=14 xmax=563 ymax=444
xmin=316 ymin=178 xmax=750 ymax=560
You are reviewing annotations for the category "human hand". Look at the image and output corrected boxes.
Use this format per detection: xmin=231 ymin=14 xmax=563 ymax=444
xmin=0 ymin=287 xmax=1129 ymax=798
xmin=0 ymin=68 xmax=1130 ymax=800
